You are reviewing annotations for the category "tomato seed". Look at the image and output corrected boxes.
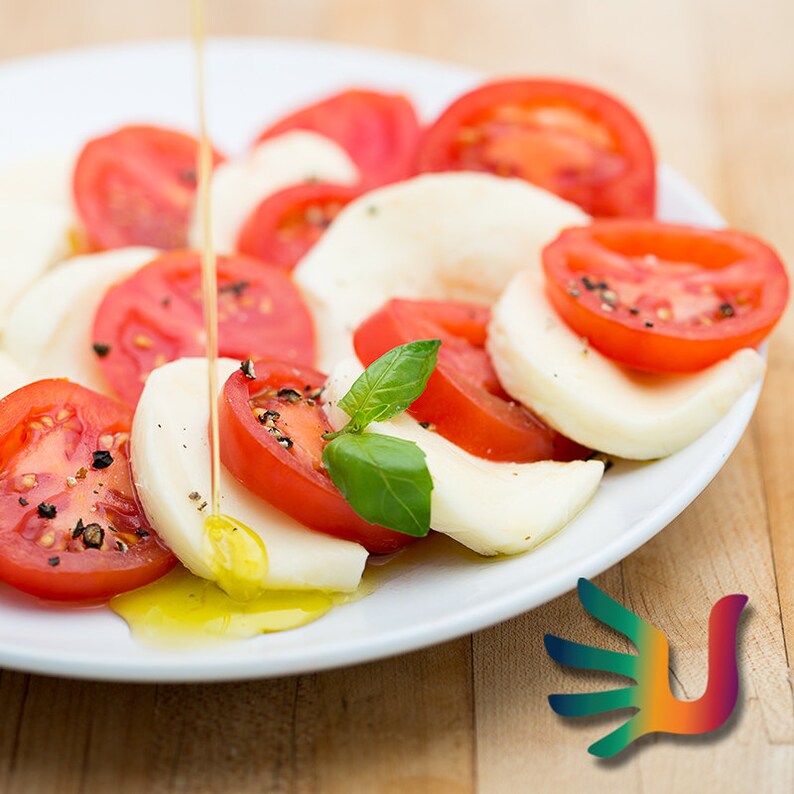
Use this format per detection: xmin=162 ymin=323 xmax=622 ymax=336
xmin=133 ymin=334 xmax=154 ymax=349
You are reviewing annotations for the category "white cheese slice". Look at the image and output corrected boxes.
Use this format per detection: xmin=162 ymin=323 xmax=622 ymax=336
xmin=188 ymin=131 xmax=359 ymax=253
xmin=1 ymin=247 xmax=157 ymax=394
xmin=0 ymin=152 xmax=75 ymax=208
xmin=487 ymin=269 xmax=766 ymax=459
xmin=131 ymin=357 xmax=367 ymax=592
xmin=0 ymin=200 xmax=73 ymax=321
xmin=293 ymin=172 xmax=588 ymax=370
xmin=323 ymin=358 xmax=603 ymax=557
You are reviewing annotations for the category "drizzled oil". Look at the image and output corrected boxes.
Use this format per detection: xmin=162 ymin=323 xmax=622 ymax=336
xmin=111 ymin=1 xmax=360 ymax=646
xmin=111 ymin=567 xmax=340 ymax=648
xmin=188 ymin=0 xmax=268 ymax=603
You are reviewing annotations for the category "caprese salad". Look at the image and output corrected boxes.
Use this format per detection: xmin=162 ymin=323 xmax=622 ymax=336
xmin=0 ymin=79 xmax=786 ymax=641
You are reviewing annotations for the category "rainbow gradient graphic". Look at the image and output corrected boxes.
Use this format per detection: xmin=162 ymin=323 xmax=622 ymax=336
xmin=544 ymin=578 xmax=748 ymax=757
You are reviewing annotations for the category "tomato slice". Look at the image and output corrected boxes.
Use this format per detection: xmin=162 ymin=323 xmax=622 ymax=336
xmin=219 ymin=360 xmax=414 ymax=553
xmin=73 ymin=125 xmax=224 ymax=250
xmin=93 ymin=251 xmax=316 ymax=405
xmin=417 ymin=79 xmax=656 ymax=218
xmin=237 ymin=182 xmax=360 ymax=270
xmin=542 ymin=221 xmax=790 ymax=372
xmin=0 ymin=380 xmax=175 ymax=601
xmin=256 ymin=90 xmax=421 ymax=188
xmin=353 ymin=299 xmax=588 ymax=462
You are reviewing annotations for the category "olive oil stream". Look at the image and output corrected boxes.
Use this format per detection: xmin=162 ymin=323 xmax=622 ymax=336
xmin=111 ymin=1 xmax=355 ymax=646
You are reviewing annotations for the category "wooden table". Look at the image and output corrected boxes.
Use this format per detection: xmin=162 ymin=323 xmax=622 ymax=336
xmin=0 ymin=1 xmax=792 ymax=791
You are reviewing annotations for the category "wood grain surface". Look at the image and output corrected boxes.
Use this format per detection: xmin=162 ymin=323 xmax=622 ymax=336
xmin=0 ymin=1 xmax=792 ymax=791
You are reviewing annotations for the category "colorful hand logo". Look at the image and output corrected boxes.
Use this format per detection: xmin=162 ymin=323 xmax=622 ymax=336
xmin=545 ymin=578 xmax=747 ymax=757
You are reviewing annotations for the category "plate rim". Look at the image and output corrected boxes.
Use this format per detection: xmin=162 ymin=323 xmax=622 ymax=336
xmin=0 ymin=38 xmax=761 ymax=682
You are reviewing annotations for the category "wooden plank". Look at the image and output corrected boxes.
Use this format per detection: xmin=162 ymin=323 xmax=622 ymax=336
xmin=474 ymin=566 xmax=646 ymax=793
xmin=0 ymin=2 xmax=792 ymax=792
xmin=0 ymin=641 xmax=474 ymax=794
xmin=294 ymin=639 xmax=474 ymax=794
xmin=699 ymin=0 xmax=794 ymax=682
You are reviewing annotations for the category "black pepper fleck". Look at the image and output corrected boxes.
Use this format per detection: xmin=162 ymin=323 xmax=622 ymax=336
xmin=47 ymin=556 xmax=60 ymax=567
xmin=92 ymin=342 xmax=111 ymax=358
xmin=719 ymin=303 xmax=735 ymax=318
xmin=82 ymin=523 xmax=104 ymax=549
xmin=37 ymin=502 xmax=57 ymax=519
xmin=240 ymin=359 xmax=257 ymax=380
xmin=18 ymin=497 xmax=28 ymax=507
xmin=135 ymin=527 xmax=150 ymax=538
xmin=277 ymin=388 xmax=302 ymax=403
xmin=644 ymin=321 xmax=655 ymax=328
xmin=72 ymin=518 xmax=85 ymax=539
xmin=92 ymin=450 xmax=114 ymax=470
xmin=219 ymin=280 xmax=250 ymax=297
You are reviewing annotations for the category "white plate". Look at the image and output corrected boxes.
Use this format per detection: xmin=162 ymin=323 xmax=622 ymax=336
xmin=0 ymin=38 xmax=757 ymax=682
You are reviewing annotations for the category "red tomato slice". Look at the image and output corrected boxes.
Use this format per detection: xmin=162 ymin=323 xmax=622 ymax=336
xmin=256 ymin=90 xmax=421 ymax=188
xmin=237 ymin=182 xmax=360 ymax=270
xmin=0 ymin=380 xmax=175 ymax=601
xmin=542 ymin=221 xmax=790 ymax=372
xmin=219 ymin=361 xmax=414 ymax=553
xmin=354 ymin=299 xmax=588 ymax=463
xmin=93 ymin=251 xmax=315 ymax=405
xmin=417 ymin=79 xmax=656 ymax=218
xmin=73 ymin=125 xmax=223 ymax=250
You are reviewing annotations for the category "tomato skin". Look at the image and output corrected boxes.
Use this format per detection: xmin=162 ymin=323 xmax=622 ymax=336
xmin=93 ymin=250 xmax=316 ymax=405
xmin=237 ymin=182 xmax=360 ymax=270
xmin=542 ymin=221 xmax=790 ymax=372
xmin=256 ymin=90 xmax=421 ymax=188
xmin=354 ymin=300 xmax=589 ymax=463
xmin=219 ymin=361 xmax=414 ymax=553
xmin=0 ymin=380 xmax=175 ymax=602
xmin=73 ymin=125 xmax=223 ymax=250
xmin=417 ymin=79 xmax=656 ymax=218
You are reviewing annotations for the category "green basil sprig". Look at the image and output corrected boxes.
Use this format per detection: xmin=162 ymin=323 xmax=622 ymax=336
xmin=322 ymin=340 xmax=440 ymax=537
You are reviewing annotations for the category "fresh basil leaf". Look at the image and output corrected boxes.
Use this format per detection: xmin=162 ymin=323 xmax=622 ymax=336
xmin=337 ymin=339 xmax=441 ymax=433
xmin=322 ymin=432 xmax=433 ymax=537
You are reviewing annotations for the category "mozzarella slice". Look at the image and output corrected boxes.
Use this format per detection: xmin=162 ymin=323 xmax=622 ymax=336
xmin=488 ymin=270 xmax=766 ymax=460
xmin=188 ymin=131 xmax=358 ymax=253
xmin=0 ymin=152 xmax=75 ymax=208
xmin=131 ymin=357 xmax=367 ymax=592
xmin=0 ymin=352 xmax=30 ymax=399
xmin=294 ymin=172 xmax=587 ymax=370
xmin=323 ymin=358 xmax=603 ymax=557
xmin=1 ymin=247 xmax=157 ymax=394
xmin=0 ymin=200 xmax=73 ymax=320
